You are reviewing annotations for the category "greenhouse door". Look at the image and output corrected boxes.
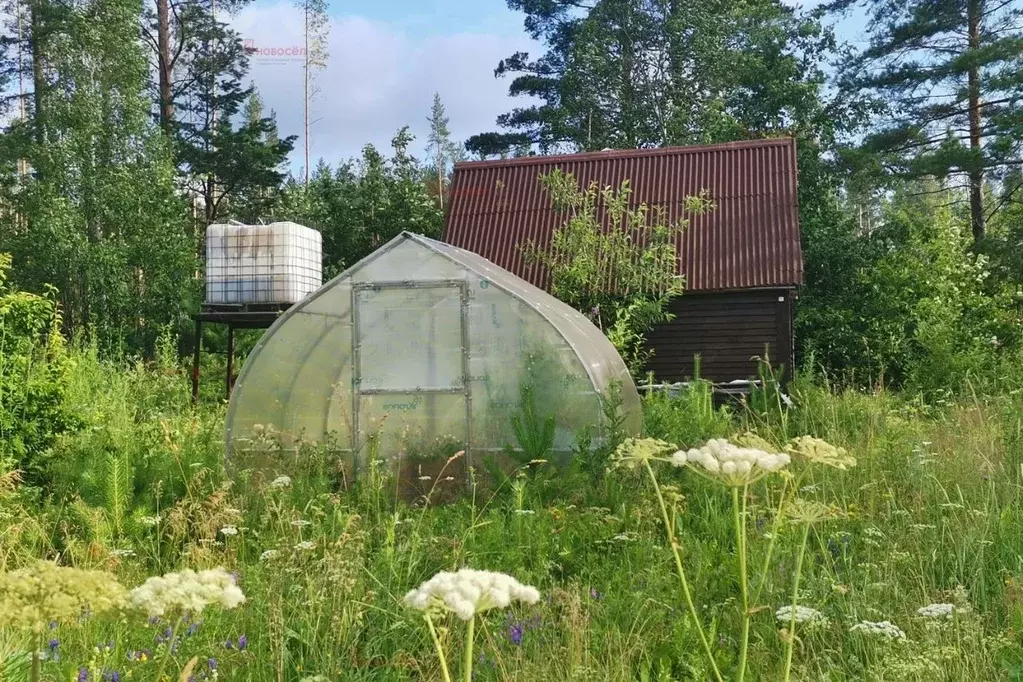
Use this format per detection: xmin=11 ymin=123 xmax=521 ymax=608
xmin=351 ymin=280 xmax=470 ymax=459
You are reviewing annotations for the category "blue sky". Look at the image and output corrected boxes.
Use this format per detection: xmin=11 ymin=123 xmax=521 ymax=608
xmin=231 ymin=0 xmax=866 ymax=175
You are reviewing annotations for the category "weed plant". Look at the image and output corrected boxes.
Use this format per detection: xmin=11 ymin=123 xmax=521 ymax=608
xmin=3 ymin=346 xmax=1023 ymax=680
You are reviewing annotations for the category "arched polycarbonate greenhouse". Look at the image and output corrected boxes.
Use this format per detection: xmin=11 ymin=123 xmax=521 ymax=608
xmin=225 ymin=232 xmax=642 ymax=470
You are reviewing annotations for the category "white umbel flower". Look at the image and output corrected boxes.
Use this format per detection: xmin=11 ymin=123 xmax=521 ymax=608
xmin=128 ymin=567 xmax=245 ymax=618
xmin=259 ymin=550 xmax=279 ymax=562
xmin=775 ymin=605 xmax=828 ymax=627
xmin=917 ymin=603 xmax=957 ymax=618
xmin=850 ymin=620 xmax=906 ymax=640
xmin=219 ymin=526 xmax=238 ymax=537
xmin=270 ymin=475 xmax=292 ymax=489
xmin=672 ymin=438 xmax=790 ymax=485
xmin=403 ymin=569 xmax=541 ymax=621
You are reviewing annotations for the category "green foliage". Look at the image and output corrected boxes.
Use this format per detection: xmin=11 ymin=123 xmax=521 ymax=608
xmin=471 ymin=0 xmax=845 ymax=156
xmin=509 ymin=383 xmax=556 ymax=466
xmin=0 ymin=0 xmax=197 ymax=353
xmin=641 ymin=366 xmax=733 ymax=448
xmin=521 ymin=168 xmax=714 ymax=374
xmin=276 ymin=128 xmax=444 ymax=279
xmin=830 ymin=0 xmax=1023 ymax=241
xmin=0 ymin=254 xmax=80 ymax=486
xmin=797 ymin=182 xmax=1022 ymax=393
xmin=7 ymin=346 xmax=1023 ymax=679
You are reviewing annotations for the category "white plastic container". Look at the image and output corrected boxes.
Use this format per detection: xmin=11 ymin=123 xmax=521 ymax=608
xmin=205 ymin=221 xmax=322 ymax=305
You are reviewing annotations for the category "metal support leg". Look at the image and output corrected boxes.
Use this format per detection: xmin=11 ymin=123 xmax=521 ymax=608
xmin=191 ymin=319 xmax=202 ymax=404
xmin=226 ymin=324 xmax=235 ymax=399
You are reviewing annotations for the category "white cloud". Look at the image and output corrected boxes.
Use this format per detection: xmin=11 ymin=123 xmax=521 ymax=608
xmin=230 ymin=4 xmax=541 ymax=173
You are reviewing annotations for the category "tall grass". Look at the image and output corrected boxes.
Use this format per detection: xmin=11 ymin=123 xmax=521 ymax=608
xmin=3 ymin=347 xmax=1023 ymax=680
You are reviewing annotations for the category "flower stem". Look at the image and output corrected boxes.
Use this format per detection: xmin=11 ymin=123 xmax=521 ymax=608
xmin=734 ymin=485 xmax=750 ymax=682
xmin=30 ymin=631 xmax=40 ymax=682
xmin=424 ymin=614 xmax=452 ymax=682
xmin=782 ymin=523 xmax=811 ymax=682
xmin=643 ymin=460 xmax=724 ymax=682
xmin=463 ymin=616 xmax=475 ymax=682
xmin=154 ymin=615 xmax=184 ymax=682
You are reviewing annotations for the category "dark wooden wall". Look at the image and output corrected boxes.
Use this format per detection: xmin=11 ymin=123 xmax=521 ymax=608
xmin=643 ymin=289 xmax=795 ymax=383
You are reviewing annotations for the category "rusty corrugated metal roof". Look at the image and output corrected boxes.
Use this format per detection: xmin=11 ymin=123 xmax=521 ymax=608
xmin=443 ymin=138 xmax=803 ymax=293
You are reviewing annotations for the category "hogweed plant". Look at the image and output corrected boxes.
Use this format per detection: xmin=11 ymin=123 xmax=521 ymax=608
xmin=613 ymin=433 xmax=855 ymax=681
xmin=403 ymin=568 xmax=540 ymax=682
xmin=0 ymin=561 xmax=128 ymax=682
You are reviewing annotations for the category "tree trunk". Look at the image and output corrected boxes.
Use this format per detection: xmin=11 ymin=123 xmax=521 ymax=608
xmin=157 ymin=0 xmax=173 ymax=132
xmin=30 ymin=0 xmax=45 ymax=146
xmin=967 ymin=0 xmax=985 ymax=244
xmin=303 ymin=0 xmax=310 ymax=186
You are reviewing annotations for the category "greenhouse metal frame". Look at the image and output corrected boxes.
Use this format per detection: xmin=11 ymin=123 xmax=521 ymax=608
xmin=225 ymin=231 xmax=642 ymax=466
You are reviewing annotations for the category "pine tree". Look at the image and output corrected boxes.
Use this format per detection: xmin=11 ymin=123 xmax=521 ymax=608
xmin=831 ymin=0 xmax=1023 ymax=244
xmin=173 ymin=15 xmax=296 ymax=225
xmin=426 ymin=93 xmax=453 ymax=209
xmin=295 ymin=0 xmax=329 ymax=185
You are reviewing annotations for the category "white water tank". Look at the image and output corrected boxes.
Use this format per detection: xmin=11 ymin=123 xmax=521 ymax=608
xmin=205 ymin=221 xmax=322 ymax=305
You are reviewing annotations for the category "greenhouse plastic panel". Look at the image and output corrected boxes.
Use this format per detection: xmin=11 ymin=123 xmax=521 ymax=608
xmin=225 ymin=232 xmax=644 ymax=468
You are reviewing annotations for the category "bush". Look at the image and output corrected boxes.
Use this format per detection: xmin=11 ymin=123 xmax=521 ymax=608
xmin=0 ymin=253 xmax=80 ymax=487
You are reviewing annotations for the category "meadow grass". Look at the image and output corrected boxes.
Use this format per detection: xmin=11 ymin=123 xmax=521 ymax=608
xmin=3 ymin=351 xmax=1023 ymax=681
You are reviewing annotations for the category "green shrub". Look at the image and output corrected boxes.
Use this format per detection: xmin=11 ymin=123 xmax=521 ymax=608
xmin=0 ymin=253 xmax=80 ymax=487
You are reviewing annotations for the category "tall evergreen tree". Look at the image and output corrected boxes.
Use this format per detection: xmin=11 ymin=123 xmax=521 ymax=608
xmin=172 ymin=13 xmax=296 ymax=225
xmin=830 ymin=0 xmax=1023 ymax=244
xmin=426 ymin=92 xmax=456 ymax=209
xmin=295 ymin=0 xmax=330 ymax=185
xmin=469 ymin=0 xmax=845 ymax=156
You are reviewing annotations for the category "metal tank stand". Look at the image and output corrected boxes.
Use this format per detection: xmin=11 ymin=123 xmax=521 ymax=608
xmin=190 ymin=302 xmax=291 ymax=403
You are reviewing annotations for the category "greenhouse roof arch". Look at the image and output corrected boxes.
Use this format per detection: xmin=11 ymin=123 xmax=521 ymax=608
xmin=225 ymin=231 xmax=642 ymax=466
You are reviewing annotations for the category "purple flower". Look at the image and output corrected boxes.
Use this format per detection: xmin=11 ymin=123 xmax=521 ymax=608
xmin=237 ymin=634 xmax=247 ymax=651
xmin=147 ymin=616 xmax=160 ymax=626
xmin=48 ymin=621 xmax=58 ymax=630
xmin=508 ymin=621 xmax=524 ymax=646
xmin=77 ymin=669 xmax=88 ymax=682
xmin=589 ymin=587 xmax=602 ymax=601
xmin=224 ymin=639 xmax=233 ymax=650
xmin=102 ymin=671 xmax=121 ymax=682
xmin=208 ymin=658 xmax=217 ymax=670
xmin=48 ymin=639 xmax=59 ymax=651
xmin=185 ymin=622 xmax=200 ymax=637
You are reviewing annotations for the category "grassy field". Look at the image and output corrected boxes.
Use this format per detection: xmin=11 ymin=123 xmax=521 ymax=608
xmin=4 ymin=350 xmax=1023 ymax=681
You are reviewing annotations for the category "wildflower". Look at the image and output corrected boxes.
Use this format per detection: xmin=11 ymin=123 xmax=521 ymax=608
xmin=78 ymin=668 xmax=89 ymax=682
xmin=850 ymin=620 xmax=906 ymax=640
xmin=508 ymin=620 xmax=524 ymax=645
xmin=238 ymin=634 xmax=247 ymax=650
xmin=673 ymin=438 xmax=790 ymax=486
xmin=259 ymin=550 xmax=279 ymax=562
xmin=917 ymin=603 xmax=957 ymax=618
xmin=0 ymin=561 xmax=128 ymax=631
xmin=270 ymin=475 xmax=292 ymax=489
xmin=294 ymin=541 xmax=315 ymax=551
xmin=110 ymin=549 xmax=135 ymax=558
xmin=403 ymin=569 xmax=541 ymax=621
xmin=775 ymin=605 xmax=828 ymax=627
xmin=613 ymin=437 xmax=676 ymax=469
xmin=208 ymin=658 xmax=217 ymax=670
xmin=290 ymin=519 xmax=312 ymax=528
xmin=128 ymin=568 xmax=246 ymax=618
xmin=785 ymin=436 xmax=856 ymax=470
xmin=139 ymin=516 xmax=161 ymax=527
xmin=219 ymin=526 xmax=239 ymax=537
xmin=128 ymin=650 xmax=150 ymax=662
xmin=418 ymin=476 xmax=431 ymax=481
xmin=513 ymin=509 xmax=536 ymax=515
xmin=786 ymin=498 xmax=843 ymax=525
